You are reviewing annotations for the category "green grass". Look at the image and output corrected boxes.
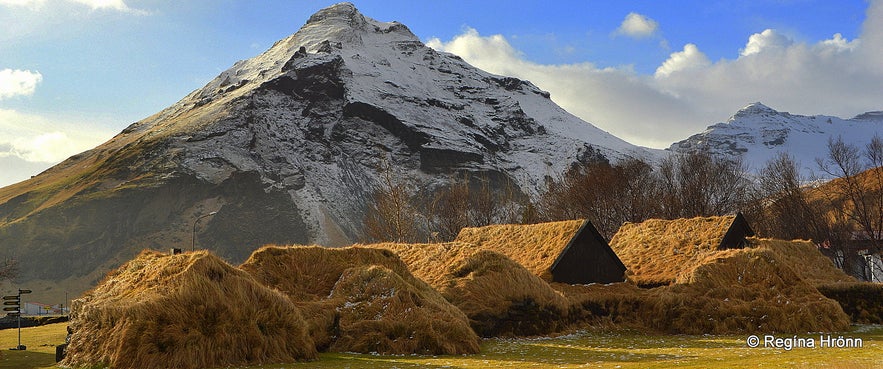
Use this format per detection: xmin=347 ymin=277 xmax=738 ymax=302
xmin=4 ymin=323 xmax=881 ymax=369
xmin=0 ymin=322 xmax=67 ymax=369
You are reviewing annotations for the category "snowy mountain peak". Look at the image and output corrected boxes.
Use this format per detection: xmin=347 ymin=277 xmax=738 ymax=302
xmin=305 ymin=2 xmax=365 ymax=27
xmin=144 ymin=2 xmax=426 ymax=130
xmin=670 ymin=103 xmax=883 ymax=177
xmin=45 ymin=2 xmax=655 ymax=251
xmin=853 ymin=111 xmax=883 ymax=121
xmin=732 ymin=102 xmax=779 ymax=119
xmin=299 ymin=2 xmax=419 ymax=50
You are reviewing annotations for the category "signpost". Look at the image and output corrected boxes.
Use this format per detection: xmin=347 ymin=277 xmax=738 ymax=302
xmin=5 ymin=289 xmax=31 ymax=350
xmin=2 ymin=295 xmax=19 ymax=316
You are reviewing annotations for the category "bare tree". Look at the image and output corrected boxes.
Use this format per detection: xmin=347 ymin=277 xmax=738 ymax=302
xmin=469 ymin=175 xmax=522 ymax=226
xmin=427 ymin=173 xmax=525 ymax=241
xmin=541 ymin=158 xmax=660 ymax=237
xmin=817 ymin=136 xmax=882 ymax=243
xmin=362 ymin=162 xmax=427 ymax=243
xmin=659 ymin=151 xmax=751 ymax=218
xmin=427 ymin=175 xmax=470 ymax=241
xmin=813 ymin=135 xmax=883 ymax=279
xmin=863 ymin=135 xmax=883 ymax=244
xmin=754 ymin=153 xmax=814 ymax=239
xmin=750 ymin=153 xmax=852 ymax=243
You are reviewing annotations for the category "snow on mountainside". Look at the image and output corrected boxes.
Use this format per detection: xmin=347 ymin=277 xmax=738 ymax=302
xmin=124 ymin=2 xmax=654 ymax=193
xmin=0 ymin=3 xmax=653 ymax=303
xmin=125 ymin=2 xmax=655 ymax=244
xmin=669 ymin=102 xmax=883 ymax=177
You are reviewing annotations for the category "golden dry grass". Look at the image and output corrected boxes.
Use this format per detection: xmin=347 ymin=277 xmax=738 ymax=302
xmin=240 ymin=245 xmax=480 ymax=355
xmin=326 ymin=265 xmax=478 ymax=354
xmin=374 ymin=242 xmax=572 ymax=336
xmin=609 ymin=215 xmax=738 ymax=286
xmin=454 ymin=220 xmax=584 ymax=281
xmin=239 ymin=245 xmax=410 ymax=301
xmin=749 ymin=238 xmax=855 ymax=285
xmin=63 ymin=250 xmax=316 ymax=369
xmin=456 ymin=218 xmax=851 ymax=334
xmin=655 ymin=246 xmax=851 ymax=334
xmin=558 ymin=239 xmax=852 ymax=334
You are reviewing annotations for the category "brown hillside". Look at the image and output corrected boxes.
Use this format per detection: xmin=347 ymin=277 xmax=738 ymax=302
xmin=63 ymin=250 xmax=316 ymax=369
xmin=803 ymin=166 xmax=883 ymax=236
xmin=807 ymin=166 xmax=883 ymax=201
xmin=454 ymin=220 xmax=584 ymax=280
xmin=376 ymin=242 xmax=572 ymax=336
xmin=240 ymin=245 xmax=480 ymax=355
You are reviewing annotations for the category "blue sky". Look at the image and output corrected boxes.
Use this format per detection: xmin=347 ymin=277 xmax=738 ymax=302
xmin=0 ymin=0 xmax=879 ymax=186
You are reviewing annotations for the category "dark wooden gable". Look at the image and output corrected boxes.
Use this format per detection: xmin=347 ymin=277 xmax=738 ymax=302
xmin=549 ymin=220 xmax=627 ymax=284
xmin=717 ymin=212 xmax=756 ymax=250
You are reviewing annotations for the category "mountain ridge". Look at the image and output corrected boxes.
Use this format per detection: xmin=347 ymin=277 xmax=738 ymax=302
xmin=669 ymin=102 xmax=883 ymax=176
xmin=0 ymin=3 xmax=653 ymax=303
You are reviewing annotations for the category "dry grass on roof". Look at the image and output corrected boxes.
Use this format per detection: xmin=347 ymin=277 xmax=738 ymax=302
xmin=327 ymin=264 xmax=478 ymax=354
xmin=454 ymin=220 xmax=585 ymax=280
xmin=240 ymin=244 xmax=412 ymax=301
xmin=554 ymin=238 xmax=852 ymax=334
xmin=655 ymin=247 xmax=850 ymax=334
xmin=375 ymin=242 xmax=572 ymax=337
xmin=63 ymin=250 xmax=316 ymax=369
xmin=240 ymin=245 xmax=479 ymax=355
xmin=609 ymin=215 xmax=737 ymax=286
xmin=749 ymin=238 xmax=855 ymax=286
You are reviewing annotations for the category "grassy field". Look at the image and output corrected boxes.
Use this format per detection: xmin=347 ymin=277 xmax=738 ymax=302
xmin=2 ymin=323 xmax=880 ymax=369
xmin=0 ymin=322 xmax=67 ymax=369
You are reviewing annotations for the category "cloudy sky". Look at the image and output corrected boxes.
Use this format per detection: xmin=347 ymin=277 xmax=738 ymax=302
xmin=0 ymin=0 xmax=879 ymax=186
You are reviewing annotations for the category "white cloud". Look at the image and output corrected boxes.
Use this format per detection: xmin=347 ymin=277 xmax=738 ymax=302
xmin=0 ymin=109 xmax=115 ymax=164
xmin=741 ymin=29 xmax=793 ymax=56
xmin=0 ymin=0 xmax=143 ymax=13
xmin=0 ymin=0 xmax=42 ymax=7
xmin=428 ymin=1 xmax=883 ymax=150
xmin=428 ymin=28 xmax=701 ymax=149
xmin=0 ymin=69 xmax=42 ymax=100
xmin=820 ymin=33 xmax=859 ymax=52
xmin=615 ymin=12 xmax=659 ymax=38
xmin=70 ymin=0 xmax=134 ymax=12
xmin=655 ymin=44 xmax=710 ymax=78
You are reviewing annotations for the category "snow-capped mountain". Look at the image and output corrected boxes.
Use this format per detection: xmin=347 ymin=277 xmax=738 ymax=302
xmin=0 ymin=3 xmax=652 ymax=302
xmin=669 ymin=102 xmax=883 ymax=176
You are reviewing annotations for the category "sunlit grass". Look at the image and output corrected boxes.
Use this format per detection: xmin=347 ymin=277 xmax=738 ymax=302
xmin=0 ymin=322 xmax=67 ymax=369
xmin=3 ymin=323 xmax=881 ymax=369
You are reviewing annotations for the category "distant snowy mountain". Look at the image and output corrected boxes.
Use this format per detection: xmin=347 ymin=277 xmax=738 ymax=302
xmin=0 ymin=3 xmax=652 ymax=302
xmin=669 ymin=102 xmax=883 ymax=177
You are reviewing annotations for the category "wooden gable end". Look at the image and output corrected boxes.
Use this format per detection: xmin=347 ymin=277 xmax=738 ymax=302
xmin=718 ymin=212 xmax=756 ymax=250
xmin=550 ymin=220 xmax=627 ymax=284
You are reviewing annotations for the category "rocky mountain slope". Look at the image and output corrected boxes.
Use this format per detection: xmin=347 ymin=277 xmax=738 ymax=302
xmin=0 ymin=3 xmax=653 ymax=302
xmin=669 ymin=102 xmax=883 ymax=177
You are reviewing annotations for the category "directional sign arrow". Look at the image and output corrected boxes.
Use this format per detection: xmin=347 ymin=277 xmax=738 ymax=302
xmin=2 ymin=296 xmax=18 ymax=300
xmin=3 ymin=307 xmax=20 ymax=312
xmin=18 ymin=289 xmax=31 ymax=294
xmin=3 ymin=301 xmax=19 ymax=305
